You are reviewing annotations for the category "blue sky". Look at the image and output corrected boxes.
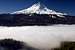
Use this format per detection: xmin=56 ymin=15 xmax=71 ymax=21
xmin=0 ymin=0 xmax=75 ymax=15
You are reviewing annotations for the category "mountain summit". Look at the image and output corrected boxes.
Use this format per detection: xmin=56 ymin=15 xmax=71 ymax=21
xmin=12 ymin=2 xmax=67 ymax=16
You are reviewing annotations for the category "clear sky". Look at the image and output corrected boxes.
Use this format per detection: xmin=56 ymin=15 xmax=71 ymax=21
xmin=0 ymin=0 xmax=75 ymax=15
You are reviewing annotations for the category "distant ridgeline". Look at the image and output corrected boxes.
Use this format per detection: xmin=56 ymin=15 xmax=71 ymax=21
xmin=0 ymin=13 xmax=75 ymax=26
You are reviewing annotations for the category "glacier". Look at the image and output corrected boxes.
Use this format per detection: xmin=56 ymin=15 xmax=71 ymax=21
xmin=12 ymin=2 xmax=67 ymax=17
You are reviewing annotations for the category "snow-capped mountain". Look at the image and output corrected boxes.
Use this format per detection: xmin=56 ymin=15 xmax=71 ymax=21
xmin=12 ymin=2 xmax=67 ymax=17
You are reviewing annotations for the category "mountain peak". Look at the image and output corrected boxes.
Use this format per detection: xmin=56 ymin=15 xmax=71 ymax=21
xmin=35 ymin=2 xmax=46 ymax=9
xmin=12 ymin=2 xmax=67 ymax=16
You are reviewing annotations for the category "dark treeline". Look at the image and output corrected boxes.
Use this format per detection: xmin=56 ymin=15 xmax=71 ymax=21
xmin=0 ymin=14 xmax=75 ymax=26
xmin=53 ymin=41 xmax=75 ymax=50
xmin=0 ymin=39 xmax=37 ymax=50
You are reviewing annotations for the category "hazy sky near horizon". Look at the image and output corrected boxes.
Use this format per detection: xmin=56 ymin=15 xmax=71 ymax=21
xmin=0 ymin=0 xmax=75 ymax=15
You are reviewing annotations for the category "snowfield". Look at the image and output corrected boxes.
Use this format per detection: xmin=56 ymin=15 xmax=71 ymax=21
xmin=12 ymin=2 xmax=67 ymax=17
xmin=0 ymin=25 xmax=75 ymax=50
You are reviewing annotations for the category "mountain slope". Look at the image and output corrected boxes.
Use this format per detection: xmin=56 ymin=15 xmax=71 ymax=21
xmin=12 ymin=2 xmax=67 ymax=17
xmin=0 ymin=14 xmax=74 ymax=26
xmin=0 ymin=3 xmax=74 ymax=26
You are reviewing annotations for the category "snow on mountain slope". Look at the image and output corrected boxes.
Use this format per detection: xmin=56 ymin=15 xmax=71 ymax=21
xmin=12 ymin=2 xmax=67 ymax=17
